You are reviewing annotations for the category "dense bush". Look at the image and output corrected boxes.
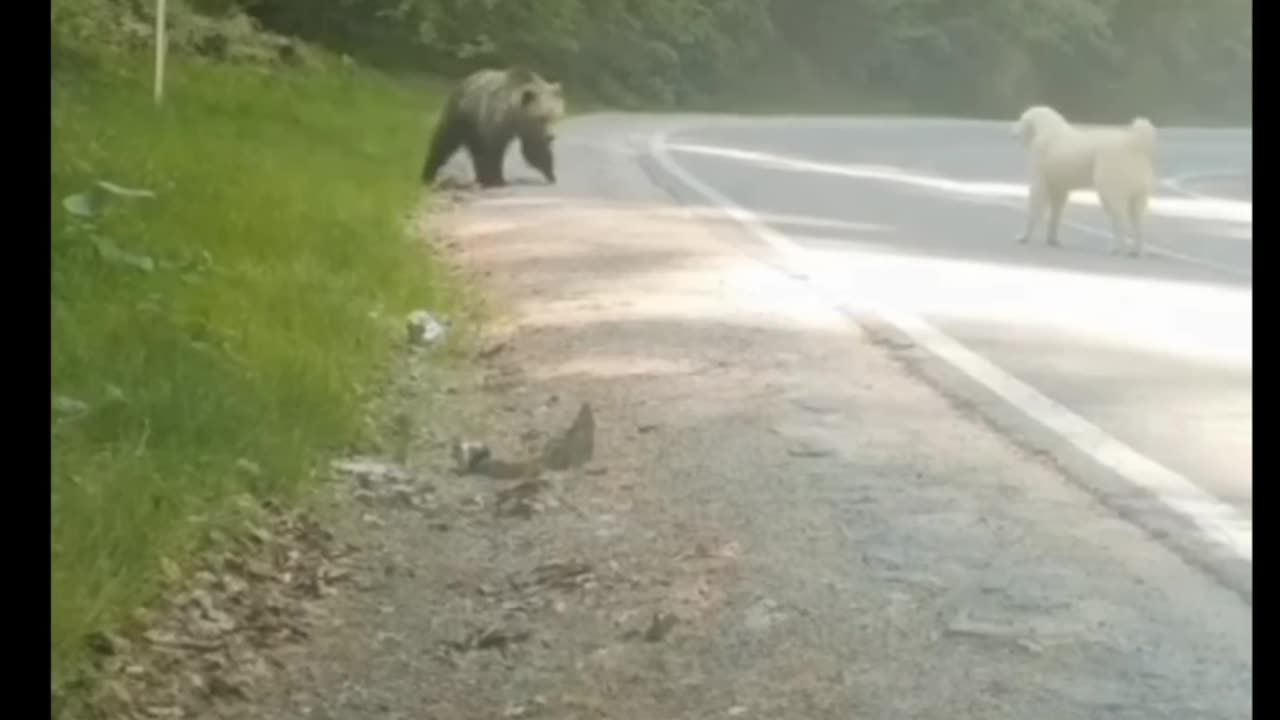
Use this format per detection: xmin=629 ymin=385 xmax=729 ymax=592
xmin=55 ymin=0 xmax=1250 ymax=121
xmin=233 ymin=0 xmax=1250 ymax=122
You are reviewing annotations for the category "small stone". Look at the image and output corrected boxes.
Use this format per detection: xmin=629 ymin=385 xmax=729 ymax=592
xmin=406 ymin=310 xmax=446 ymax=347
xmin=473 ymin=627 xmax=531 ymax=651
xmin=503 ymin=696 xmax=548 ymax=718
xmin=743 ymin=599 xmax=787 ymax=632
xmin=477 ymin=340 xmax=509 ymax=359
xmin=208 ymin=673 xmax=251 ymax=700
xmin=642 ymin=612 xmax=678 ymax=642
xmin=540 ymin=403 xmax=595 ymax=471
xmin=496 ymin=479 xmax=552 ymax=519
xmin=944 ymin=609 xmax=1036 ymax=650
xmin=474 ymin=458 xmax=533 ymax=480
xmin=525 ymin=561 xmax=594 ymax=591
xmin=386 ymin=484 xmax=418 ymax=506
xmin=451 ymin=440 xmax=492 ymax=473
xmin=332 ymin=457 xmax=411 ymax=486
xmin=787 ymin=442 xmax=833 ymax=458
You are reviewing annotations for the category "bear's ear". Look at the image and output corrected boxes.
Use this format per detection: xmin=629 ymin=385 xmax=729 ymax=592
xmin=520 ymin=88 xmax=537 ymax=107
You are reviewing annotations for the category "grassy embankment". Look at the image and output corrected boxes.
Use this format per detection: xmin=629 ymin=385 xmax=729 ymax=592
xmin=51 ymin=50 xmax=462 ymax=686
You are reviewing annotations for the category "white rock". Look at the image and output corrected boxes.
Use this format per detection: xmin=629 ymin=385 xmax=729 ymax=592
xmin=406 ymin=310 xmax=446 ymax=347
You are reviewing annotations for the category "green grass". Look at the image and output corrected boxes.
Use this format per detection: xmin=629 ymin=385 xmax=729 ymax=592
xmin=51 ymin=51 xmax=457 ymax=688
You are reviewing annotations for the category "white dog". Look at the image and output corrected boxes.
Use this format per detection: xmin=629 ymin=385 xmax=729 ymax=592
xmin=1012 ymin=105 xmax=1158 ymax=257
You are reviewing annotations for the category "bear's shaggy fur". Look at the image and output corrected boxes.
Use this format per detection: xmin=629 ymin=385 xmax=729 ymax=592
xmin=420 ymin=66 xmax=565 ymax=188
xmin=1013 ymin=105 xmax=1159 ymax=256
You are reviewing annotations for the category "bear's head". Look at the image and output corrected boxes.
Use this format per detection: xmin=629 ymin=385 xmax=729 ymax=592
xmin=518 ymin=76 xmax=565 ymax=127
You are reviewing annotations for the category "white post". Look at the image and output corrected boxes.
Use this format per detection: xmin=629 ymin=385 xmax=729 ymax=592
xmin=153 ymin=0 xmax=168 ymax=104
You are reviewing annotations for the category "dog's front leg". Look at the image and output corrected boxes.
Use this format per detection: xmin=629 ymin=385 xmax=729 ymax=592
xmin=1045 ymin=188 xmax=1068 ymax=247
xmin=1018 ymin=180 xmax=1047 ymax=244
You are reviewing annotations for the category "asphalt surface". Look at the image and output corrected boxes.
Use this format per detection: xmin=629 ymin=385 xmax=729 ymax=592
xmin=231 ymin=115 xmax=1252 ymax=720
xmin=653 ymin=118 xmax=1253 ymax=525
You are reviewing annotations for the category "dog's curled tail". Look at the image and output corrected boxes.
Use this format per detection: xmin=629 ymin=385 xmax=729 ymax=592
xmin=1127 ymin=116 xmax=1158 ymax=157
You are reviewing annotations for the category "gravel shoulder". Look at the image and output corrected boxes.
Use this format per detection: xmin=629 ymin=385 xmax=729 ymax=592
xmin=88 ymin=119 xmax=1250 ymax=720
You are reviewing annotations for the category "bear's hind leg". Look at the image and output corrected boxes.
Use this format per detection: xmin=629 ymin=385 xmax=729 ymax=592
xmin=421 ymin=111 xmax=465 ymax=184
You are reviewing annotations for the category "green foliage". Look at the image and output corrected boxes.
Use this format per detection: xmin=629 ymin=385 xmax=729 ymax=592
xmin=763 ymin=0 xmax=1249 ymax=121
xmin=53 ymin=0 xmax=318 ymax=70
xmin=51 ymin=47 xmax=456 ymax=689
xmin=233 ymin=0 xmax=1249 ymax=122
xmin=53 ymin=0 xmax=1250 ymax=120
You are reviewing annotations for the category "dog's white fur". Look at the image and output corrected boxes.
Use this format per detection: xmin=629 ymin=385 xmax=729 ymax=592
xmin=1012 ymin=105 xmax=1158 ymax=257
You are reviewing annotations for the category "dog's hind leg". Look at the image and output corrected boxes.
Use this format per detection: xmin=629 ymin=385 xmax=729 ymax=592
xmin=1018 ymin=180 xmax=1047 ymax=244
xmin=1127 ymin=193 xmax=1149 ymax=258
xmin=1099 ymin=192 xmax=1130 ymax=256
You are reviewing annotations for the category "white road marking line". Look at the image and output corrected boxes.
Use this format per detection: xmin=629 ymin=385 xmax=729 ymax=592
xmin=988 ymin=196 xmax=1253 ymax=280
xmin=662 ymin=139 xmax=1252 ymax=279
xmin=648 ymin=129 xmax=1253 ymax=565
xmin=1164 ymin=170 xmax=1251 ymax=203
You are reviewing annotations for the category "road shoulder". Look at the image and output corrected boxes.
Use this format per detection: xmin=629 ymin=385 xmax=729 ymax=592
xmin=236 ymin=150 xmax=1249 ymax=717
xmin=88 ymin=125 xmax=1249 ymax=720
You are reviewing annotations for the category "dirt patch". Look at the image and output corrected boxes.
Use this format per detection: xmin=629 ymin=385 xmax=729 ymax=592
xmin=54 ymin=499 xmax=359 ymax=720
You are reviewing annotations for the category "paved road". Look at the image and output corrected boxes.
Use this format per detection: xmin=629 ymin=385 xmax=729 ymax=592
xmin=649 ymin=118 xmax=1252 ymax=535
xmin=399 ymin=114 xmax=1254 ymax=719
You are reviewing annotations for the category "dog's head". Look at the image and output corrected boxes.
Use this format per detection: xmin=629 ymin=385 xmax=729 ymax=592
xmin=1012 ymin=105 xmax=1069 ymax=146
